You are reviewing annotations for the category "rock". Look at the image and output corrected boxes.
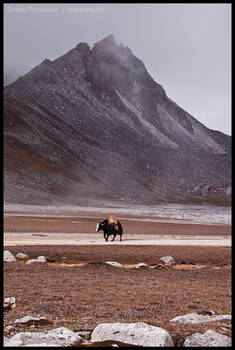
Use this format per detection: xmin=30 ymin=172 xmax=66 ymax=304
xmin=15 ymin=315 xmax=53 ymax=327
xmin=76 ymin=331 xmax=91 ymax=340
xmin=105 ymin=261 xmax=124 ymax=268
xmin=91 ymin=322 xmax=174 ymax=347
xmin=149 ymin=264 xmax=164 ymax=269
xmin=78 ymin=339 xmax=92 ymax=345
xmin=4 ymin=327 xmax=82 ymax=347
xmin=170 ymin=312 xmax=231 ymax=324
xmin=4 ymin=326 xmax=18 ymax=337
xmin=45 ymin=256 xmax=56 ymax=263
xmin=16 ymin=252 xmax=29 ymax=259
xmin=131 ymin=263 xmax=148 ymax=269
xmin=159 ymin=256 xmax=175 ymax=265
xmin=4 ymin=336 xmax=11 ymax=346
xmin=4 ymin=250 xmax=17 ymax=262
xmin=26 ymin=256 xmax=47 ymax=264
xmin=4 ymin=297 xmax=16 ymax=311
xmin=198 ymin=310 xmax=215 ymax=316
xmin=183 ymin=329 xmax=231 ymax=347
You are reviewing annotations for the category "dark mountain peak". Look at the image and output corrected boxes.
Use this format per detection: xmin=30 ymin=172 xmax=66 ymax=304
xmin=4 ymin=36 xmax=231 ymax=206
xmin=74 ymin=42 xmax=91 ymax=53
xmin=88 ymin=35 xmax=156 ymax=96
xmin=93 ymin=34 xmax=117 ymax=50
xmin=92 ymin=34 xmax=133 ymax=60
xmin=42 ymin=58 xmax=52 ymax=65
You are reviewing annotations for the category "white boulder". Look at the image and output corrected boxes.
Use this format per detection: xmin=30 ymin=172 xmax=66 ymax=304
xmin=26 ymin=256 xmax=47 ymax=264
xmin=15 ymin=315 xmax=52 ymax=327
xmin=4 ymin=250 xmax=17 ymax=262
xmin=183 ymin=329 xmax=231 ymax=347
xmin=4 ymin=327 xmax=82 ymax=347
xmin=105 ymin=261 xmax=124 ymax=268
xmin=5 ymin=326 xmax=18 ymax=336
xmin=4 ymin=297 xmax=16 ymax=310
xmin=16 ymin=253 xmax=29 ymax=259
xmin=149 ymin=264 xmax=164 ymax=269
xmin=170 ymin=312 xmax=231 ymax=324
xmin=159 ymin=256 xmax=175 ymax=265
xmin=91 ymin=322 xmax=174 ymax=347
xmin=4 ymin=337 xmax=11 ymax=346
xmin=131 ymin=263 xmax=148 ymax=269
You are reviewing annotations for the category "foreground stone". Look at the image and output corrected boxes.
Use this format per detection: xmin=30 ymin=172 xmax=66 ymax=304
xmin=149 ymin=263 xmax=164 ymax=269
xmin=132 ymin=263 xmax=149 ymax=269
xmin=15 ymin=315 xmax=53 ymax=328
xmin=4 ymin=337 xmax=11 ymax=346
xmin=91 ymin=322 xmax=174 ymax=347
xmin=105 ymin=261 xmax=124 ymax=268
xmin=45 ymin=256 xmax=56 ymax=263
xmin=4 ymin=297 xmax=16 ymax=311
xmin=75 ymin=331 xmax=91 ymax=340
xmin=170 ymin=312 xmax=232 ymax=324
xmin=4 ymin=327 xmax=82 ymax=347
xmin=26 ymin=256 xmax=47 ymax=264
xmin=183 ymin=329 xmax=231 ymax=347
xmin=16 ymin=252 xmax=29 ymax=259
xmin=4 ymin=326 xmax=18 ymax=337
xmin=159 ymin=256 xmax=175 ymax=265
xmin=4 ymin=250 xmax=17 ymax=262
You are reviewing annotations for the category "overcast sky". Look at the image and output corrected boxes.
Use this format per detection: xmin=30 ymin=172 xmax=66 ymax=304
xmin=4 ymin=3 xmax=231 ymax=135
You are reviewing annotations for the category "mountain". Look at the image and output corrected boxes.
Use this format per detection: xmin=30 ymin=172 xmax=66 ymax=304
xmin=4 ymin=35 xmax=231 ymax=206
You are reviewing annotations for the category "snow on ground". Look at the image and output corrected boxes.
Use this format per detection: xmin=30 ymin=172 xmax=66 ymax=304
xmin=4 ymin=203 xmax=231 ymax=225
xmin=4 ymin=232 xmax=231 ymax=247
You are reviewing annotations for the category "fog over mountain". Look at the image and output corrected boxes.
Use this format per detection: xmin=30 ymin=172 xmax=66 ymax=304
xmin=4 ymin=35 xmax=231 ymax=206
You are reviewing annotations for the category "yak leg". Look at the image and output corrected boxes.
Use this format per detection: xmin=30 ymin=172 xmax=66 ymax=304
xmin=111 ymin=234 xmax=116 ymax=241
xmin=120 ymin=234 xmax=122 ymax=242
xmin=104 ymin=233 xmax=108 ymax=241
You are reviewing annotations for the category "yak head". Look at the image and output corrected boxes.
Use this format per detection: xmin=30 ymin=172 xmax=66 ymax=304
xmin=96 ymin=220 xmax=106 ymax=232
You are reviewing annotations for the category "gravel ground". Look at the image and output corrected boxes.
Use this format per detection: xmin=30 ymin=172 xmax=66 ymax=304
xmin=3 ymin=211 xmax=231 ymax=346
xmin=4 ymin=244 xmax=231 ymax=347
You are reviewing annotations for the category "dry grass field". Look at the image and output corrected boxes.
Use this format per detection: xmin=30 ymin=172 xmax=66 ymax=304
xmin=4 ymin=213 xmax=231 ymax=346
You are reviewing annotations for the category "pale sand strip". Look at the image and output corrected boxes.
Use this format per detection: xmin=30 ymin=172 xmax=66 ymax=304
xmin=4 ymin=232 xmax=231 ymax=247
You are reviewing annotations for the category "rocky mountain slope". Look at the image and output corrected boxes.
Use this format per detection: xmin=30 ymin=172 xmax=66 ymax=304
xmin=4 ymin=35 xmax=231 ymax=205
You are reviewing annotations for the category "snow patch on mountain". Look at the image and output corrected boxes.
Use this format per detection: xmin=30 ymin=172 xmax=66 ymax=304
xmin=191 ymin=121 xmax=226 ymax=154
xmin=116 ymin=90 xmax=178 ymax=149
xmin=157 ymin=103 xmax=195 ymax=143
xmin=186 ymin=115 xmax=226 ymax=154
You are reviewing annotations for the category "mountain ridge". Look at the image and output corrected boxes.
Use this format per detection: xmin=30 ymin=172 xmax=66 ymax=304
xmin=4 ymin=35 xmax=231 ymax=206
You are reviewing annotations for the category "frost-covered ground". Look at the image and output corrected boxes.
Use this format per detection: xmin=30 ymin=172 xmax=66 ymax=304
xmin=4 ymin=202 xmax=231 ymax=225
xmin=4 ymin=232 xmax=231 ymax=247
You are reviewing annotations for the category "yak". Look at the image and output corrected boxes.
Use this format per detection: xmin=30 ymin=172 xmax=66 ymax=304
xmin=96 ymin=215 xmax=123 ymax=242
